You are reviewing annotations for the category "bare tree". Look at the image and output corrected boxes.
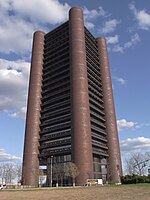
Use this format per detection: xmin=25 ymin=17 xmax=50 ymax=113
xmin=0 ymin=164 xmax=5 ymax=184
xmin=0 ymin=163 xmax=16 ymax=184
xmin=125 ymin=157 xmax=135 ymax=175
xmin=39 ymin=169 xmax=46 ymax=187
xmin=22 ymin=165 xmax=44 ymax=187
xmin=125 ymin=152 xmax=150 ymax=176
xmin=145 ymin=152 xmax=150 ymax=160
xmin=0 ymin=163 xmax=23 ymax=185
xmin=53 ymin=163 xmax=64 ymax=187
xmin=15 ymin=164 xmax=22 ymax=184
xmin=31 ymin=167 xmax=47 ymax=187
xmin=65 ymin=162 xmax=79 ymax=187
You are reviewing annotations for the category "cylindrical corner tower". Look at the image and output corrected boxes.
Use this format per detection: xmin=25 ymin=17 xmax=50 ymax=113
xmin=22 ymin=31 xmax=45 ymax=186
xmin=69 ymin=7 xmax=93 ymax=185
xmin=97 ymin=38 xmax=122 ymax=183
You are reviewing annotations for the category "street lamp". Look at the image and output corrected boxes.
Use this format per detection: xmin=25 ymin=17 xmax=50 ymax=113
xmin=50 ymin=156 xmax=53 ymax=187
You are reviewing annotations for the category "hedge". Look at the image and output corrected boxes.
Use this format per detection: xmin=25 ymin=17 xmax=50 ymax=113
xmin=121 ymin=175 xmax=150 ymax=184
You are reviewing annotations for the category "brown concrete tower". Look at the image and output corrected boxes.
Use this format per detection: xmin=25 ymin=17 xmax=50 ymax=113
xmin=69 ymin=7 xmax=93 ymax=185
xmin=22 ymin=7 xmax=122 ymax=187
xmin=22 ymin=31 xmax=45 ymax=186
xmin=97 ymin=38 xmax=122 ymax=183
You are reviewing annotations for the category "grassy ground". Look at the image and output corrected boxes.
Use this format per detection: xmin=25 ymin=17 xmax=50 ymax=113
xmin=0 ymin=184 xmax=150 ymax=200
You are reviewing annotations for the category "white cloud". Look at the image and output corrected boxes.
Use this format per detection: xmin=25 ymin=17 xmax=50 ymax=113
xmin=117 ymin=119 xmax=137 ymax=131
xmin=113 ymin=76 xmax=126 ymax=85
xmin=117 ymin=119 xmax=150 ymax=132
xmin=129 ymin=2 xmax=150 ymax=30
xmin=0 ymin=15 xmax=35 ymax=54
xmin=0 ymin=0 xmax=70 ymax=54
xmin=12 ymin=0 xmax=70 ymax=25
xmin=9 ymin=107 xmax=27 ymax=119
xmin=100 ymin=19 xmax=120 ymax=34
xmin=0 ymin=0 xmax=111 ymax=54
xmin=106 ymin=35 xmax=119 ymax=44
xmin=124 ymin=33 xmax=140 ymax=48
xmin=0 ymin=59 xmax=30 ymax=116
xmin=84 ymin=7 xmax=100 ymax=20
xmin=120 ymin=137 xmax=150 ymax=154
xmin=112 ymin=33 xmax=140 ymax=53
xmin=98 ymin=6 xmax=107 ymax=17
xmin=85 ymin=21 xmax=95 ymax=30
xmin=0 ymin=0 xmax=118 ymax=53
xmin=135 ymin=123 xmax=150 ymax=129
xmin=83 ymin=6 xmax=107 ymax=30
xmin=84 ymin=6 xmax=106 ymax=20
xmin=118 ymin=78 xmax=125 ymax=85
xmin=112 ymin=45 xmax=124 ymax=53
xmin=0 ymin=148 xmax=21 ymax=162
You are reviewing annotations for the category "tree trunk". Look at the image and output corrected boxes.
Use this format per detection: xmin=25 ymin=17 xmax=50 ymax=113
xmin=73 ymin=178 xmax=75 ymax=187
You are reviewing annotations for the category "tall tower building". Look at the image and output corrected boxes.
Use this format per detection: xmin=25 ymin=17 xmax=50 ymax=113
xmin=22 ymin=7 xmax=122 ymax=186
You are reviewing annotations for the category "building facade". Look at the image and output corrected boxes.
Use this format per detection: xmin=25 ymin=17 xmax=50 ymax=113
xmin=22 ymin=7 xmax=122 ymax=186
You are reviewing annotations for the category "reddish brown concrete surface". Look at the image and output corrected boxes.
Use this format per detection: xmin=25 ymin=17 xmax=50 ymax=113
xmin=22 ymin=7 xmax=122 ymax=187
xmin=69 ymin=7 xmax=93 ymax=185
xmin=97 ymin=38 xmax=122 ymax=183
xmin=22 ymin=31 xmax=45 ymax=186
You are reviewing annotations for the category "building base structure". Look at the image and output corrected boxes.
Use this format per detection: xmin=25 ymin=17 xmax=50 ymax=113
xmin=22 ymin=7 xmax=122 ymax=186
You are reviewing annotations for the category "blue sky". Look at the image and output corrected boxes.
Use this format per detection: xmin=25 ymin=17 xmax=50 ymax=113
xmin=0 ymin=0 xmax=150 ymax=171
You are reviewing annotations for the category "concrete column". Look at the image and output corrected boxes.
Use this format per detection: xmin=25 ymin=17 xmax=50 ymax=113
xmin=69 ymin=7 xmax=93 ymax=185
xmin=22 ymin=31 xmax=45 ymax=186
xmin=97 ymin=38 xmax=122 ymax=183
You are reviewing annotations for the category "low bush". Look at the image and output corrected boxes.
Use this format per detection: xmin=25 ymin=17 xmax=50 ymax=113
xmin=121 ymin=175 xmax=150 ymax=184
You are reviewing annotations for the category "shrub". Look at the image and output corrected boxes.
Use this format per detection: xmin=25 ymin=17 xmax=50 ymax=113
xmin=121 ymin=175 xmax=150 ymax=184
